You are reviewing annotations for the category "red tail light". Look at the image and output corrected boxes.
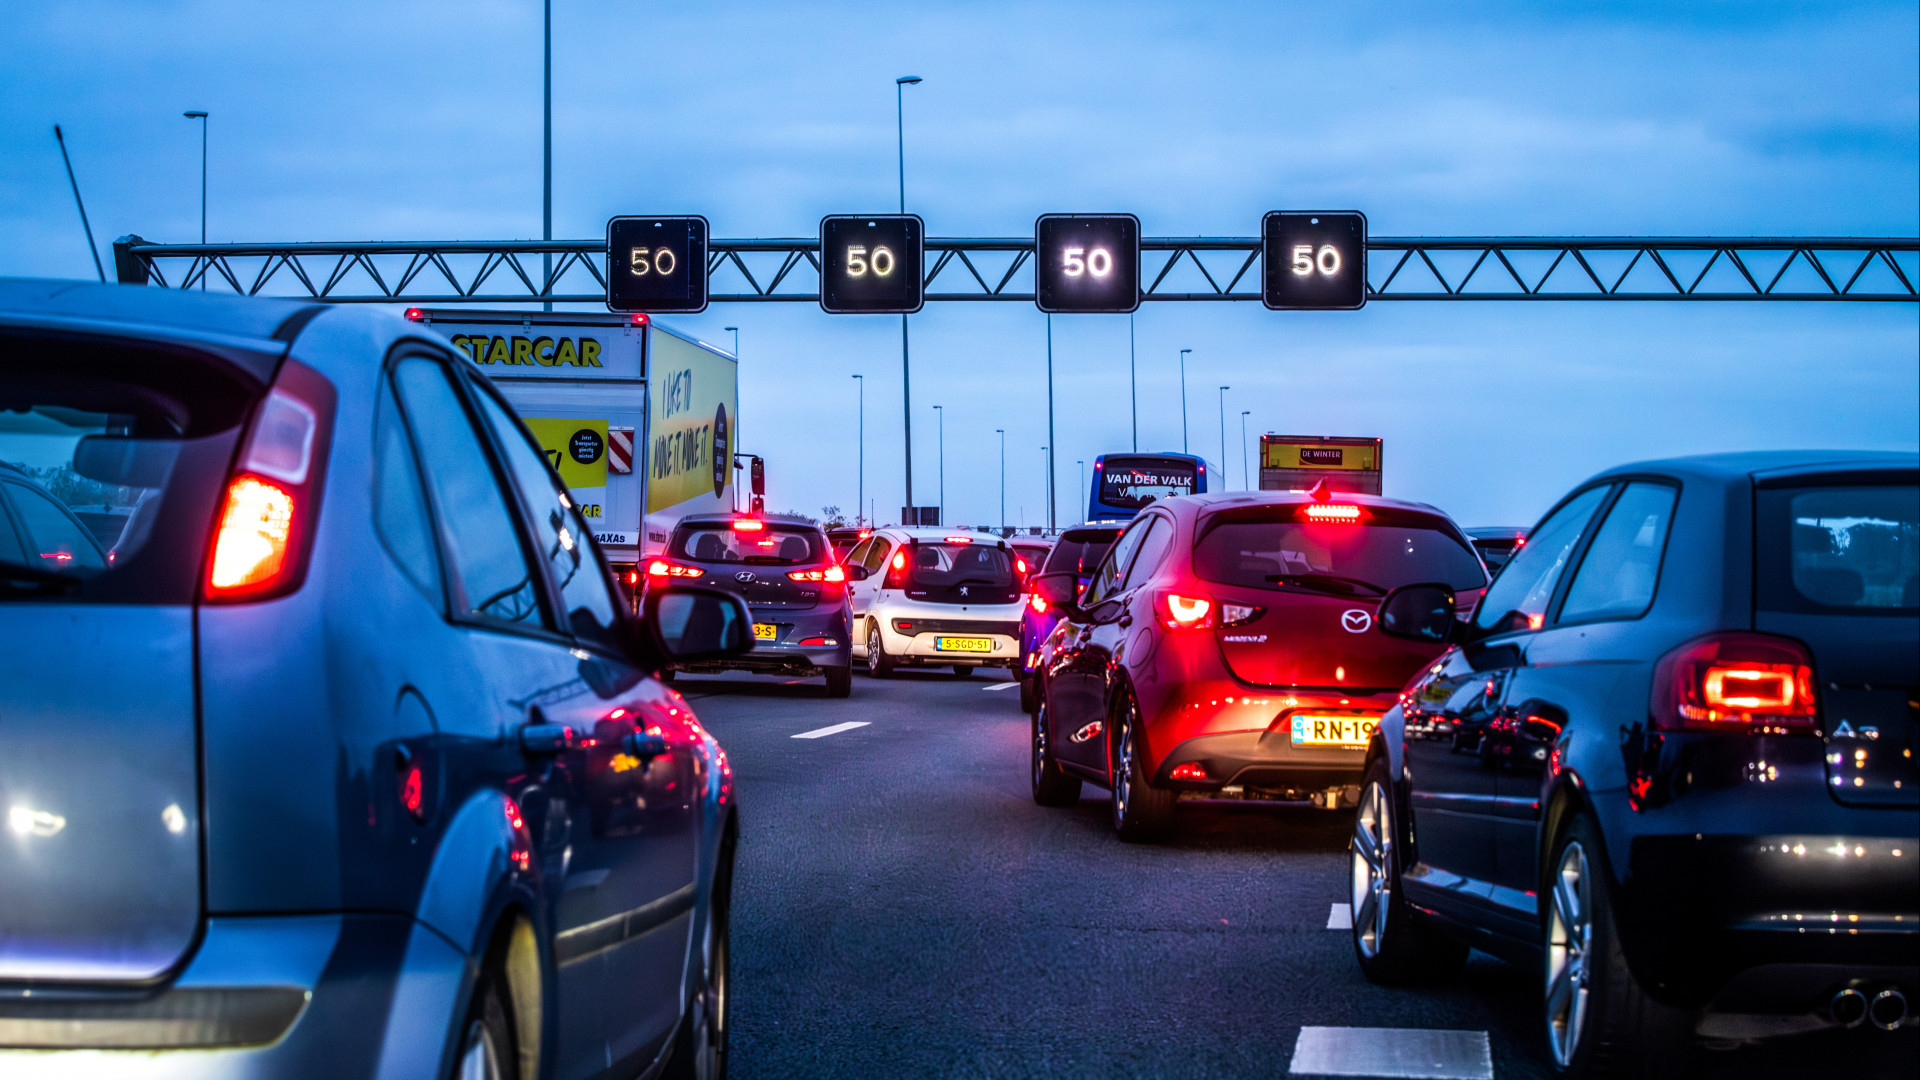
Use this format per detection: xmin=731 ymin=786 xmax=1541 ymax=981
xmin=1015 ymin=557 xmax=1028 ymax=575
xmin=646 ymin=559 xmax=705 ymax=579
xmin=1030 ymin=594 xmax=1049 ymax=614
xmin=1301 ymin=504 xmax=1364 ymax=523
xmin=205 ymin=366 xmax=334 ymax=602
xmin=1651 ymin=632 xmax=1818 ymax=733
xmin=1161 ymin=592 xmax=1215 ymax=629
xmin=1170 ymin=762 xmax=1209 ymax=781
xmin=788 ymin=566 xmax=847 ymax=583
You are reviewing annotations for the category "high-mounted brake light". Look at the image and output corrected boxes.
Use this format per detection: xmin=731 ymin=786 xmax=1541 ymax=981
xmin=1161 ymin=592 xmax=1215 ymax=629
xmin=630 ymin=313 xmax=650 ymax=326
xmin=1651 ymin=632 xmax=1818 ymax=733
xmin=404 ymin=307 xmax=425 ymax=322
xmin=788 ymin=566 xmax=848 ymax=583
xmin=731 ymin=519 xmax=765 ymax=531
xmin=646 ymin=559 xmax=705 ymax=579
xmin=858 ymin=529 xmax=872 ymax=539
xmin=944 ymin=535 xmax=972 ymax=544
xmin=1301 ymin=504 xmax=1364 ymax=523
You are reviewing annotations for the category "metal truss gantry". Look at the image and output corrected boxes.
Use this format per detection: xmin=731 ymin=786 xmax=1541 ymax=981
xmin=113 ymin=234 xmax=1918 ymax=305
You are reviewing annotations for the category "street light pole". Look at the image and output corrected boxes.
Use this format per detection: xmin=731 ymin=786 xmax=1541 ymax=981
xmin=932 ymin=404 xmax=944 ymax=526
xmin=1039 ymin=446 xmax=1048 ymax=532
xmin=1077 ymin=459 xmax=1084 ymax=513
xmin=896 ymin=75 xmax=922 ymax=524
xmin=996 ymin=429 xmax=1005 ymax=532
xmin=542 ymin=0 xmax=552 ymax=312
xmin=1240 ymin=410 xmax=1251 ymax=491
xmin=1045 ymin=314 xmax=1056 ymax=532
xmin=183 ymin=111 xmax=207 ymax=288
xmin=1128 ymin=313 xmax=1137 ymax=451
xmin=1218 ymin=385 xmax=1230 ymax=487
xmin=851 ymin=374 xmax=865 ymax=526
xmin=1178 ymin=348 xmax=1191 ymax=453
xmin=724 ymin=326 xmax=738 ymax=357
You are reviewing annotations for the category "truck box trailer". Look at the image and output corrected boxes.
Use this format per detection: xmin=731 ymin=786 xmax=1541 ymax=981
xmin=1258 ymin=434 xmax=1382 ymax=496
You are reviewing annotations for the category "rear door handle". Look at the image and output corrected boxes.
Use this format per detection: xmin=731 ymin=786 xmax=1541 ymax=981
xmin=519 ymin=722 xmax=574 ymax=756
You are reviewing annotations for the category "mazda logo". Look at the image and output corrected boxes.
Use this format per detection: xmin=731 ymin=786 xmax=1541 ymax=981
xmin=734 ymin=571 xmax=756 ymax=583
xmin=1341 ymin=609 xmax=1372 ymax=634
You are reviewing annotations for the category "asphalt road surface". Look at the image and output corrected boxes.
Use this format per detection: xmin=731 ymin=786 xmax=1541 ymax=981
xmin=677 ymin=669 xmax=1915 ymax=1080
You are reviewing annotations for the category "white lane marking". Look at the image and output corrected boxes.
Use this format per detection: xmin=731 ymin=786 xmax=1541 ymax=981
xmin=792 ymin=721 xmax=871 ymax=740
xmin=1288 ymin=1027 xmax=1492 ymax=1080
xmin=1327 ymin=902 xmax=1351 ymax=929
xmin=984 ymin=681 xmax=1021 ymax=691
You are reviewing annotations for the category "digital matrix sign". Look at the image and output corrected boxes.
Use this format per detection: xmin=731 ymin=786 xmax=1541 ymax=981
xmin=1034 ymin=214 xmax=1140 ymax=313
xmin=605 ymin=216 xmax=709 ymax=313
xmin=1262 ymin=212 xmax=1367 ymax=310
xmin=818 ymin=215 xmax=924 ymax=314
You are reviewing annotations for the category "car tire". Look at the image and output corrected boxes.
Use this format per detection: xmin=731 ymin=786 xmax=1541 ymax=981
xmin=455 ymin=953 xmax=518 ymax=1080
xmin=1109 ymin=690 xmax=1176 ymax=842
xmin=865 ymin=622 xmax=896 ymax=678
xmin=1031 ymin=697 xmax=1082 ymax=807
xmin=823 ymin=666 xmax=852 ymax=698
xmin=1018 ymin=675 xmax=1036 ymax=714
xmin=1544 ymin=812 xmax=1689 ymax=1079
xmin=666 ymin=839 xmax=733 ymax=1080
xmin=1350 ymin=757 xmax=1468 ymax=985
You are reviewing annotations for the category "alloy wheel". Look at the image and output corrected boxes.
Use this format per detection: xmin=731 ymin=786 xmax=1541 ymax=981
xmin=689 ymin=915 xmax=729 ymax=1079
xmin=1032 ymin=702 xmax=1050 ymax=789
xmin=1545 ymin=840 xmax=1593 ymax=1067
xmin=457 ymin=1018 xmax=503 ymax=1080
xmin=1111 ymin=706 xmax=1133 ymax=828
xmin=866 ymin=625 xmax=882 ymax=675
xmin=1350 ymin=780 xmax=1392 ymax=959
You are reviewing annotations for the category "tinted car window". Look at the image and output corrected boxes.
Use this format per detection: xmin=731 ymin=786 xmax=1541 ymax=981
xmin=472 ymin=388 xmax=621 ymax=647
xmin=1472 ymin=485 xmax=1611 ymax=633
xmin=1559 ymin=482 xmax=1677 ymax=622
xmin=901 ymin=540 xmax=1019 ymax=604
xmin=1044 ymin=529 xmax=1118 ymax=576
xmin=1765 ymin=485 xmax=1919 ymax=611
xmin=1194 ymin=520 xmax=1483 ymax=595
xmin=4 ymin=481 xmax=107 ymax=572
xmin=1121 ymin=516 xmax=1175 ymax=591
xmin=372 ymin=380 xmax=442 ymax=605
xmin=862 ymin=538 xmax=892 ymax=574
xmin=671 ymin=524 xmax=826 ymax=565
xmin=1084 ymin=519 xmax=1150 ymax=605
xmin=392 ymin=357 xmax=546 ymax=628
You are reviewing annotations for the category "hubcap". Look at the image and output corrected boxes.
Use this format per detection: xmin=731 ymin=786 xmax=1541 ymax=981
xmin=867 ymin=626 xmax=881 ymax=673
xmin=1545 ymin=840 xmax=1593 ymax=1067
xmin=456 ymin=1017 xmax=502 ymax=1080
xmin=1112 ymin=707 xmax=1133 ymax=827
xmin=1350 ymin=781 xmax=1392 ymax=959
xmin=690 ymin=916 xmax=728 ymax=1080
xmin=1033 ymin=703 xmax=1049 ymax=787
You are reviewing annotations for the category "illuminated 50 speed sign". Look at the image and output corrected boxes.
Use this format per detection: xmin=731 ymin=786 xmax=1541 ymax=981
xmin=605 ymin=216 xmax=709 ymax=313
xmin=1035 ymin=214 xmax=1140 ymax=314
xmin=819 ymin=215 xmax=924 ymax=314
xmin=1263 ymin=212 xmax=1367 ymax=310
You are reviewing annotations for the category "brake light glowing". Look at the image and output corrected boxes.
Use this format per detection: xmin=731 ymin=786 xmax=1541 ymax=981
xmin=404 ymin=307 xmax=424 ymax=321
xmin=788 ymin=566 xmax=848 ymax=583
xmin=1652 ymin=632 xmax=1818 ymax=733
xmin=858 ymin=529 xmax=872 ymax=539
xmin=1162 ymin=592 xmax=1214 ymax=629
xmin=944 ymin=535 xmax=973 ymax=544
xmin=1030 ymin=594 xmax=1049 ymax=614
xmin=629 ymin=312 xmax=650 ymax=326
xmin=1170 ymin=762 xmax=1208 ymax=781
xmin=646 ymin=560 xmax=705 ymax=579
xmin=626 ymin=571 xmax=639 ymax=585
xmin=1301 ymin=504 xmax=1363 ymax=522
xmin=892 ymin=551 xmax=905 ymax=570
xmin=1016 ymin=557 xmax=1029 ymax=574
xmin=731 ymin=519 xmax=765 ymax=531
xmin=208 ymin=476 xmax=295 ymax=591
xmin=400 ymin=762 xmax=423 ymax=817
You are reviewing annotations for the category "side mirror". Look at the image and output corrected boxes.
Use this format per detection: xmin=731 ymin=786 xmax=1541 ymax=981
xmin=1378 ymin=583 xmax=1457 ymax=642
xmin=843 ymin=564 xmax=871 ymax=582
xmin=1031 ymin=571 xmax=1085 ymax=620
xmin=640 ymin=585 xmax=755 ymax=665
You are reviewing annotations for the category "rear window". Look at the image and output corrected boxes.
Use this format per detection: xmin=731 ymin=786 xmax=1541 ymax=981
xmin=899 ymin=540 xmax=1020 ymax=604
xmin=1 ymin=336 xmax=259 ymax=603
xmin=1760 ymin=485 xmax=1918 ymax=612
xmin=1194 ymin=520 xmax=1486 ymax=596
xmin=670 ymin=523 xmax=825 ymax=565
xmin=1044 ymin=530 xmax=1118 ymax=575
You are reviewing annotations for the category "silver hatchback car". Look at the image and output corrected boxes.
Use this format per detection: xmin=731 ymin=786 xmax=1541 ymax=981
xmin=0 ymin=279 xmax=749 ymax=1079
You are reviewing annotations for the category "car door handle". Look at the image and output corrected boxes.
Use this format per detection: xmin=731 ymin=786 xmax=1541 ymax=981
xmin=518 ymin=722 xmax=574 ymax=756
xmin=622 ymin=732 xmax=668 ymax=762
xmin=1117 ymin=611 xmax=1133 ymax=629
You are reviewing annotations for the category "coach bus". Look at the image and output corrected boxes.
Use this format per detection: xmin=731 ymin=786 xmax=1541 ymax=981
xmin=1087 ymin=451 xmax=1214 ymax=521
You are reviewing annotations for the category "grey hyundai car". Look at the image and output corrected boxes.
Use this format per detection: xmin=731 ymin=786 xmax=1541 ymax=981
xmin=0 ymin=278 xmax=749 ymax=1079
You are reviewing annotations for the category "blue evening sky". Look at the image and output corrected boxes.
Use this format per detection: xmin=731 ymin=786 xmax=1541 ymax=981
xmin=4 ymin=0 xmax=1916 ymax=528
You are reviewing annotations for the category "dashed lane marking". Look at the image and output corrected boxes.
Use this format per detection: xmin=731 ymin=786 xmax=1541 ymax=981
xmin=1288 ymin=1026 xmax=1492 ymax=1079
xmin=792 ymin=721 xmax=871 ymax=740
xmin=984 ymin=682 xmax=1021 ymax=691
xmin=1327 ymin=902 xmax=1351 ymax=929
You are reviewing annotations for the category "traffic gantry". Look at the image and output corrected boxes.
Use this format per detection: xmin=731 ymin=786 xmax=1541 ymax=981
xmin=1262 ymin=211 xmax=1368 ymax=310
xmin=818 ymin=215 xmax=925 ymax=314
xmin=605 ymin=215 xmax=710 ymax=313
xmin=1033 ymin=214 xmax=1141 ymax=314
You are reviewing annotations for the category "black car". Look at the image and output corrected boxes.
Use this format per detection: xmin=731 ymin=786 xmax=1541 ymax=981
xmin=1353 ymin=450 xmax=1917 ymax=1076
xmin=648 ymin=514 xmax=854 ymax=696
xmin=1465 ymin=525 xmax=1528 ymax=573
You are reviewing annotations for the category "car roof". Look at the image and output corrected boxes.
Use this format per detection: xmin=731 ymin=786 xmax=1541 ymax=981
xmin=1465 ymin=526 xmax=1528 ymax=539
xmin=676 ymin=513 xmax=824 ymax=530
xmin=1586 ymin=449 xmax=1917 ymax=487
xmin=878 ymin=526 xmax=1014 ymax=542
xmin=1153 ymin=489 xmax=1454 ymax=518
xmin=0 ymin=278 xmax=321 ymax=344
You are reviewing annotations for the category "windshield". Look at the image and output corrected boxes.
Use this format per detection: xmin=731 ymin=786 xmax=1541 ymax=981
xmin=1194 ymin=521 xmax=1485 ymax=595
xmin=1044 ymin=530 xmax=1118 ymax=576
xmin=1099 ymin=456 xmax=1196 ymax=510
xmin=899 ymin=540 xmax=1021 ymax=605
xmin=670 ymin=523 xmax=826 ymax=565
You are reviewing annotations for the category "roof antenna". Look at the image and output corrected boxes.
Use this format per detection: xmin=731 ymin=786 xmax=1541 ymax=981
xmin=1307 ymin=478 xmax=1333 ymax=503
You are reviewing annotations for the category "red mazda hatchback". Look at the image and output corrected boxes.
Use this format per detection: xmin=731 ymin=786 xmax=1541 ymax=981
xmin=1029 ymin=488 xmax=1487 ymax=840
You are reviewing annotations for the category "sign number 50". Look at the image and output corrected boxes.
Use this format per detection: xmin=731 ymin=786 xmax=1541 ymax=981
xmin=1291 ymin=244 xmax=1342 ymax=276
xmin=629 ymin=246 xmax=678 ymax=276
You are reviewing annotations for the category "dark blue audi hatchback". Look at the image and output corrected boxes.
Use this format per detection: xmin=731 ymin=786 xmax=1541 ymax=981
xmin=1352 ymin=450 xmax=1918 ymax=1077
xmin=0 ymin=279 xmax=750 ymax=1079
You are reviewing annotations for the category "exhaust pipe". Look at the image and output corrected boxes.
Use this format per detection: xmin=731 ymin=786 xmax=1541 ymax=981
xmin=1869 ymin=988 xmax=1907 ymax=1031
xmin=1830 ymin=987 xmax=1868 ymax=1028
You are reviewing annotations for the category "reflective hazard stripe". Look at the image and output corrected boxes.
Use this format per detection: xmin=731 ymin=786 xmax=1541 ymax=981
xmin=608 ymin=427 xmax=634 ymax=474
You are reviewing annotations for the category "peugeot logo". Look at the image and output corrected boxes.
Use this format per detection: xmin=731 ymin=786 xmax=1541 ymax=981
xmin=734 ymin=571 xmax=756 ymax=583
xmin=1341 ymin=609 xmax=1372 ymax=634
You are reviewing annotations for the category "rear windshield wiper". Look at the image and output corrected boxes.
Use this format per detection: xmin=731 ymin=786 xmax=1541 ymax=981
xmin=0 ymin=561 xmax=86 ymax=595
xmin=1263 ymin=573 xmax=1383 ymax=597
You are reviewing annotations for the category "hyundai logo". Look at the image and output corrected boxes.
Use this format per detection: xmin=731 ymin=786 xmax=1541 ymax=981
xmin=1341 ymin=609 xmax=1372 ymax=634
xmin=734 ymin=571 xmax=756 ymax=583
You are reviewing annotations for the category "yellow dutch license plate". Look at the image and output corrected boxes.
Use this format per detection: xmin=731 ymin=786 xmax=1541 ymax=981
xmin=1289 ymin=714 xmax=1378 ymax=748
xmin=935 ymin=636 xmax=993 ymax=653
xmin=752 ymin=623 xmax=779 ymax=641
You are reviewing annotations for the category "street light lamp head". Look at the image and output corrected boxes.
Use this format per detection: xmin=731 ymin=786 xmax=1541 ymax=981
xmin=723 ymin=326 xmax=737 ymax=332
xmin=183 ymin=111 xmax=207 ymax=119
xmin=897 ymin=76 xmax=923 ymax=85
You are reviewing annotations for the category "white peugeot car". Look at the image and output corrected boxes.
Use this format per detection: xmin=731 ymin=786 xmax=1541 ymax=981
xmin=845 ymin=527 xmax=1025 ymax=676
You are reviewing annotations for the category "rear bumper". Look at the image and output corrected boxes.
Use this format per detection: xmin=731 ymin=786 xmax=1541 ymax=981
xmin=678 ymin=606 xmax=850 ymax=675
xmin=1140 ymin=680 xmax=1390 ymax=794
xmin=0 ymin=912 xmax=466 ymax=1077
xmin=1154 ymin=729 xmax=1372 ymax=797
